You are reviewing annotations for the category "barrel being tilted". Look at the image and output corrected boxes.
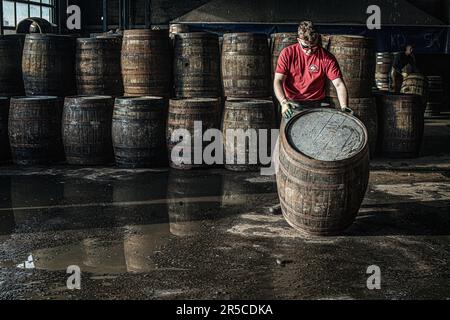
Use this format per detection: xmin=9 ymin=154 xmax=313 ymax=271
xmin=277 ymin=108 xmax=370 ymax=236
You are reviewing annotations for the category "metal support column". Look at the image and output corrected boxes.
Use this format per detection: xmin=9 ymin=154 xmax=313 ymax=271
xmin=0 ymin=0 xmax=4 ymax=35
xmin=118 ymin=0 xmax=123 ymax=30
xmin=123 ymin=0 xmax=129 ymax=30
xmin=144 ymin=0 xmax=151 ymax=28
xmin=102 ymin=0 xmax=108 ymax=32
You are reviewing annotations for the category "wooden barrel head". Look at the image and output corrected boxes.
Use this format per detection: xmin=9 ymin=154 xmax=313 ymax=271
xmin=286 ymin=109 xmax=367 ymax=161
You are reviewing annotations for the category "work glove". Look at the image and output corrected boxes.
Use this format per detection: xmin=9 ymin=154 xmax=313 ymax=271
xmin=281 ymin=100 xmax=297 ymax=120
xmin=341 ymin=106 xmax=354 ymax=116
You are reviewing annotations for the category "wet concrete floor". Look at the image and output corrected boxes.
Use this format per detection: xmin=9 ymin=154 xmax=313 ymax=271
xmin=0 ymin=118 xmax=450 ymax=300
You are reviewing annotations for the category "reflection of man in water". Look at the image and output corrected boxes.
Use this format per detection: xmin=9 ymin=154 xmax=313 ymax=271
xmin=391 ymin=44 xmax=418 ymax=93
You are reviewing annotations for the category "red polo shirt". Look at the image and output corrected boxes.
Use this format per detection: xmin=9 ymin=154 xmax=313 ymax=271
xmin=276 ymin=44 xmax=342 ymax=101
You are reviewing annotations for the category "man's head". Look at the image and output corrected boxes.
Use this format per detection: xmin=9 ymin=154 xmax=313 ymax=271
xmin=297 ymin=21 xmax=320 ymax=55
xmin=405 ymin=44 xmax=414 ymax=55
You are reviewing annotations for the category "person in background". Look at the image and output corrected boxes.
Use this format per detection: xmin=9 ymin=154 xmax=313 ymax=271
xmin=391 ymin=44 xmax=417 ymax=93
xmin=273 ymin=21 xmax=350 ymax=120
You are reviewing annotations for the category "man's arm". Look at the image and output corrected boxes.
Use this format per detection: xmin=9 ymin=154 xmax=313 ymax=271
xmin=331 ymin=77 xmax=349 ymax=110
xmin=274 ymin=73 xmax=287 ymax=104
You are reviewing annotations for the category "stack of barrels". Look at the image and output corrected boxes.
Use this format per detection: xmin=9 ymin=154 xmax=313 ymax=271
xmin=169 ymin=31 xmax=222 ymax=170
xmin=327 ymin=35 xmax=378 ymax=158
xmin=221 ymin=33 xmax=275 ymax=171
xmin=374 ymin=52 xmax=393 ymax=92
xmin=425 ymin=76 xmax=444 ymax=118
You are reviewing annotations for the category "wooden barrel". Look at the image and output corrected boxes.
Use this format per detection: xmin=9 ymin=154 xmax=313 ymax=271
xmin=400 ymin=73 xmax=429 ymax=108
xmin=76 ymin=37 xmax=123 ymax=96
xmin=112 ymin=96 xmax=168 ymax=168
xmin=425 ymin=76 xmax=444 ymax=117
xmin=277 ymin=108 xmax=370 ymax=236
xmin=375 ymin=52 xmax=393 ymax=92
xmin=122 ymin=29 xmax=171 ymax=97
xmin=377 ymin=93 xmax=424 ymax=158
xmin=173 ymin=32 xmax=221 ymax=98
xmin=326 ymin=35 xmax=375 ymax=98
xmin=16 ymin=17 xmax=54 ymax=34
xmin=167 ymin=98 xmax=221 ymax=170
xmin=271 ymin=33 xmax=298 ymax=78
xmin=62 ymin=96 xmax=114 ymax=165
xmin=222 ymin=33 xmax=271 ymax=98
xmin=22 ymin=34 xmax=75 ymax=97
xmin=222 ymin=98 xmax=275 ymax=172
xmin=0 ymin=35 xmax=25 ymax=97
xmin=169 ymin=23 xmax=189 ymax=38
xmin=9 ymin=96 xmax=63 ymax=165
xmin=329 ymin=97 xmax=378 ymax=157
xmin=0 ymin=97 xmax=10 ymax=162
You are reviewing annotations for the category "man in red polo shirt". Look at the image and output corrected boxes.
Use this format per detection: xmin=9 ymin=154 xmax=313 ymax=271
xmin=274 ymin=21 xmax=350 ymax=119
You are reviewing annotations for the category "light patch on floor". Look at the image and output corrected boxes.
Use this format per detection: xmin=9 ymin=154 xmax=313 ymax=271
xmin=373 ymin=182 xmax=450 ymax=202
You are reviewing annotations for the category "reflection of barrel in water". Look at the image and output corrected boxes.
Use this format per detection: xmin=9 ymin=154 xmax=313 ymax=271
xmin=167 ymin=170 xmax=223 ymax=237
xmin=11 ymin=176 xmax=64 ymax=232
xmin=221 ymin=174 xmax=257 ymax=209
xmin=82 ymin=238 xmax=127 ymax=274
xmin=123 ymin=224 xmax=170 ymax=273
xmin=32 ymin=242 xmax=84 ymax=272
xmin=112 ymin=172 xmax=169 ymax=226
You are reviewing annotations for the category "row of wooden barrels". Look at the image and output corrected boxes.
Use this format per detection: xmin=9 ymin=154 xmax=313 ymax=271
xmin=0 ymin=96 xmax=276 ymax=170
xmin=0 ymin=31 xmax=378 ymax=100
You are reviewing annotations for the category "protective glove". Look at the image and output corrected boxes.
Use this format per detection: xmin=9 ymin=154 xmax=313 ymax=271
xmin=341 ymin=106 xmax=354 ymax=116
xmin=281 ymin=100 xmax=297 ymax=120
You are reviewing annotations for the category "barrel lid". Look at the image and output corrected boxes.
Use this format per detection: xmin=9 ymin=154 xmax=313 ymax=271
xmin=286 ymin=108 xmax=367 ymax=162
xmin=116 ymin=96 xmax=165 ymax=103
xmin=26 ymin=33 xmax=72 ymax=40
xmin=66 ymin=95 xmax=113 ymax=101
xmin=11 ymin=96 xmax=59 ymax=101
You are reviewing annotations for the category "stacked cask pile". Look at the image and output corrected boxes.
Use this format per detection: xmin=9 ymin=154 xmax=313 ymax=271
xmin=327 ymin=35 xmax=378 ymax=158
xmin=375 ymin=52 xmax=393 ymax=92
xmin=169 ymin=31 xmax=222 ymax=170
xmin=221 ymin=33 xmax=275 ymax=171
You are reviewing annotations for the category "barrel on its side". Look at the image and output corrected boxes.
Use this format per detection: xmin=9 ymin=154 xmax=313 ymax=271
xmin=222 ymin=33 xmax=271 ymax=98
xmin=9 ymin=96 xmax=63 ymax=165
xmin=76 ymin=37 xmax=123 ymax=96
xmin=378 ymin=93 xmax=424 ymax=158
xmin=425 ymin=76 xmax=444 ymax=117
xmin=222 ymin=99 xmax=275 ymax=172
xmin=173 ymin=32 xmax=221 ymax=98
xmin=327 ymin=35 xmax=375 ymax=98
xmin=112 ymin=96 xmax=168 ymax=168
xmin=62 ymin=96 xmax=114 ymax=165
xmin=0 ymin=98 xmax=11 ymax=162
xmin=0 ymin=35 xmax=25 ymax=97
xmin=22 ymin=34 xmax=75 ymax=97
xmin=330 ymin=97 xmax=378 ymax=157
xmin=121 ymin=29 xmax=171 ymax=97
xmin=271 ymin=33 xmax=297 ymax=78
xmin=167 ymin=98 xmax=221 ymax=170
xmin=277 ymin=108 xmax=370 ymax=236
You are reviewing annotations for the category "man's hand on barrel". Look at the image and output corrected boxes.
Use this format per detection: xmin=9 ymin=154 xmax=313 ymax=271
xmin=341 ymin=106 xmax=354 ymax=115
xmin=281 ymin=99 xmax=297 ymax=120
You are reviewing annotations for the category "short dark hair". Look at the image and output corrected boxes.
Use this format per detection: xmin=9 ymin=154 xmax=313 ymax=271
xmin=298 ymin=21 xmax=319 ymax=44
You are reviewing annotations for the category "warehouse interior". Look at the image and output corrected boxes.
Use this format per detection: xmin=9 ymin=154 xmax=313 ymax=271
xmin=0 ymin=0 xmax=450 ymax=300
